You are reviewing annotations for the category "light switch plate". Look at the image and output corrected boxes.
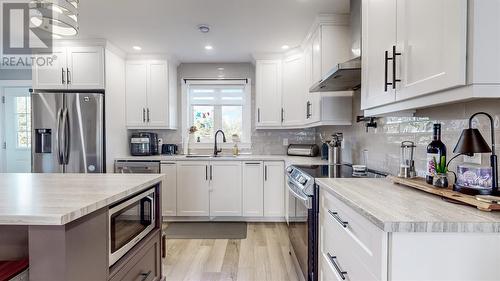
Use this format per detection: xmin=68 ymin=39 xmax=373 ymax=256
xmin=283 ymin=138 xmax=289 ymax=146
xmin=463 ymin=153 xmax=481 ymax=165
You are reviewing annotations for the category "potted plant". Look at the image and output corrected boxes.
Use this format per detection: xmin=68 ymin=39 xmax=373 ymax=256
xmin=432 ymin=155 xmax=448 ymax=188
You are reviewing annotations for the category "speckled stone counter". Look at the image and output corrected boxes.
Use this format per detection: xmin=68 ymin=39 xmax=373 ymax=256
xmin=0 ymin=173 xmax=163 ymax=225
xmin=316 ymin=178 xmax=500 ymax=233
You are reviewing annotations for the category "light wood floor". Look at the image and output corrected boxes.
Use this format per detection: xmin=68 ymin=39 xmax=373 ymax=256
xmin=162 ymin=222 xmax=301 ymax=281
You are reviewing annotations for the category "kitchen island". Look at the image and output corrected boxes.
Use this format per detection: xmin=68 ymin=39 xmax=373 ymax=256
xmin=316 ymin=178 xmax=500 ymax=281
xmin=0 ymin=173 xmax=164 ymax=281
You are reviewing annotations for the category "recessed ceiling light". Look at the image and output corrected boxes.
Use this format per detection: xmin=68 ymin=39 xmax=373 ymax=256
xmin=197 ymin=24 xmax=210 ymax=33
xmin=281 ymin=45 xmax=290 ymax=50
xmin=217 ymin=67 xmax=224 ymax=71
xmin=132 ymin=46 xmax=142 ymax=51
xmin=205 ymin=45 xmax=213 ymax=50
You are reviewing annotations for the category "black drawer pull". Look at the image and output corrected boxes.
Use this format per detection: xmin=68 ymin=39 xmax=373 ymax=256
xmin=328 ymin=209 xmax=348 ymax=228
xmin=139 ymin=270 xmax=152 ymax=281
xmin=327 ymin=253 xmax=347 ymax=280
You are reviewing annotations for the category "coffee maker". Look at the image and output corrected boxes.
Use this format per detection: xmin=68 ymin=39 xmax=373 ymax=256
xmin=130 ymin=132 xmax=159 ymax=156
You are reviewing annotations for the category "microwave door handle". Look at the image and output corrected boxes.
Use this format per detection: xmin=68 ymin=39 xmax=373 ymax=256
xmin=140 ymin=196 xmax=154 ymax=226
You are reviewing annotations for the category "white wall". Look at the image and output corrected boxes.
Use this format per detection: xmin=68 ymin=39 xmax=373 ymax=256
xmin=104 ymin=48 xmax=128 ymax=172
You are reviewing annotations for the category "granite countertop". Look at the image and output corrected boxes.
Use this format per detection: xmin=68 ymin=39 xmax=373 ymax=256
xmin=115 ymin=154 xmax=329 ymax=166
xmin=0 ymin=173 xmax=163 ymax=226
xmin=316 ymin=178 xmax=500 ymax=233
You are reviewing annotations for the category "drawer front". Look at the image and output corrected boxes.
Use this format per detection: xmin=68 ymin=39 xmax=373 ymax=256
xmin=110 ymin=236 xmax=160 ymax=281
xmin=320 ymin=190 xmax=386 ymax=280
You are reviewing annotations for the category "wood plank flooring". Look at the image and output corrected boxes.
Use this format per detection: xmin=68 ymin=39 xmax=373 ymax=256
xmin=162 ymin=222 xmax=301 ymax=281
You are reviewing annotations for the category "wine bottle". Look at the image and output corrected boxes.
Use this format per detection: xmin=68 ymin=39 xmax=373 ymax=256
xmin=426 ymin=124 xmax=447 ymax=184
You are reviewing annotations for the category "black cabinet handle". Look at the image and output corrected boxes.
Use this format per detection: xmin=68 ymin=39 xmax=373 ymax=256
xmin=384 ymin=50 xmax=392 ymax=92
xmin=327 ymin=253 xmax=347 ymax=280
xmin=139 ymin=270 xmax=152 ymax=281
xmin=210 ymin=165 xmax=213 ymax=180
xmin=147 ymin=108 xmax=150 ymax=122
xmin=328 ymin=209 xmax=348 ymax=228
xmin=392 ymin=45 xmax=401 ymax=89
xmin=61 ymin=68 xmax=65 ymax=84
xmin=205 ymin=165 xmax=208 ymax=181
xmin=264 ymin=165 xmax=268 ymax=181
xmin=257 ymin=108 xmax=260 ymax=123
xmin=66 ymin=67 xmax=71 ymax=84
xmin=143 ymin=108 xmax=146 ymax=123
xmin=281 ymin=108 xmax=284 ymax=123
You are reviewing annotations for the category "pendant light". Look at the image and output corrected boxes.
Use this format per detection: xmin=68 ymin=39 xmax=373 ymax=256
xmin=29 ymin=0 xmax=79 ymax=38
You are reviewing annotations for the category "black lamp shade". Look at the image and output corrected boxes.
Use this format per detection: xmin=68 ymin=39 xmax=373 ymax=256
xmin=453 ymin=128 xmax=492 ymax=154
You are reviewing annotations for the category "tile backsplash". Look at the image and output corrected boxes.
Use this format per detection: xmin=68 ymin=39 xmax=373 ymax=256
xmin=318 ymin=92 xmax=500 ymax=176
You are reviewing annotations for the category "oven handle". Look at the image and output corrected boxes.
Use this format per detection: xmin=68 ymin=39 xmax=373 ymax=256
xmin=287 ymin=180 xmax=311 ymax=209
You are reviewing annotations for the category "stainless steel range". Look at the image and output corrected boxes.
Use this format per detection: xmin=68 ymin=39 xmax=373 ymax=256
xmin=286 ymin=164 xmax=386 ymax=281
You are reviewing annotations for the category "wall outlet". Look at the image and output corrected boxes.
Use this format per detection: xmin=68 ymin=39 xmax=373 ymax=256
xmin=283 ymin=138 xmax=289 ymax=146
xmin=463 ymin=153 xmax=481 ymax=165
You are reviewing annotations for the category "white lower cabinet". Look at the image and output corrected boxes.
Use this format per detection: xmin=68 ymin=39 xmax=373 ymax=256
xmin=242 ymin=161 xmax=264 ymax=217
xmin=319 ymin=188 xmax=500 ymax=281
xmin=160 ymin=162 xmax=177 ymax=216
xmin=209 ymin=161 xmax=242 ymax=217
xmin=176 ymin=161 xmax=210 ymax=216
xmin=263 ymin=161 xmax=285 ymax=217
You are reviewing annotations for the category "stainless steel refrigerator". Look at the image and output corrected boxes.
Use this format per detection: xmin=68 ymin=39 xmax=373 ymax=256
xmin=31 ymin=90 xmax=105 ymax=173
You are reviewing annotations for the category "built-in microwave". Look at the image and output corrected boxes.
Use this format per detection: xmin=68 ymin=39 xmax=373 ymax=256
xmin=108 ymin=187 xmax=156 ymax=266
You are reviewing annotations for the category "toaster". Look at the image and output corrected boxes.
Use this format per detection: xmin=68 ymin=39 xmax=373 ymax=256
xmin=287 ymin=144 xmax=320 ymax=157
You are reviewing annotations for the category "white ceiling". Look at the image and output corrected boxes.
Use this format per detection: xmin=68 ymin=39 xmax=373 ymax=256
xmin=78 ymin=0 xmax=349 ymax=62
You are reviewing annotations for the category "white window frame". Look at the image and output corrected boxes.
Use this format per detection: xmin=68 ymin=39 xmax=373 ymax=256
xmin=181 ymin=79 xmax=252 ymax=151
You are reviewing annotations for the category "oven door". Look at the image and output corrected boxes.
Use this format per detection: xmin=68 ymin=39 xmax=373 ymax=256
xmin=287 ymin=179 xmax=313 ymax=280
xmin=109 ymin=188 xmax=156 ymax=266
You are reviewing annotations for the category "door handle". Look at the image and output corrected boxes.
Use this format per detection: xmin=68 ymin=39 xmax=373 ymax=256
xmin=66 ymin=68 xmax=71 ymax=84
xmin=62 ymin=108 xmax=70 ymax=165
xmin=392 ymin=45 xmax=401 ymax=89
xmin=61 ymin=68 xmax=65 ymax=84
xmin=56 ymin=108 xmax=64 ymax=164
xmin=147 ymin=108 xmax=150 ymax=122
xmin=257 ymin=108 xmax=260 ymax=123
xmin=264 ymin=165 xmax=268 ymax=181
xmin=384 ymin=50 xmax=392 ymax=92
xmin=139 ymin=270 xmax=152 ymax=281
xmin=210 ymin=165 xmax=213 ymax=180
xmin=206 ymin=165 xmax=208 ymax=181
xmin=327 ymin=253 xmax=347 ymax=280
xmin=306 ymin=101 xmax=311 ymax=119
xmin=281 ymin=108 xmax=284 ymax=123
xmin=143 ymin=108 xmax=146 ymax=123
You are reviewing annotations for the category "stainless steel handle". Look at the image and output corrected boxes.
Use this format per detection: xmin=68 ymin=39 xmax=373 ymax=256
xmin=327 ymin=253 xmax=347 ymax=280
xmin=61 ymin=68 xmax=65 ymax=84
xmin=56 ymin=108 xmax=63 ymax=164
xmin=62 ymin=108 xmax=70 ymax=165
xmin=143 ymin=108 xmax=146 ymax=123
xmin=264 ymin=165 xmax=268 ymax=181
xmin=147 ymin=108 xmax=150 ymax=122
xmin=328 ymin=210 xmax=348 ymax=228
xmin=245 ymin=162 xmax=261 ymax=165
xmin=257 ymin=108 xmax=260 ymax=123
xmin=210 ymin=165 xmax=213 ymax=180
xmin=139 ymin=270 xmax=152 ymax=281
xmin=66 ymin=67 xmax=71 ymax=84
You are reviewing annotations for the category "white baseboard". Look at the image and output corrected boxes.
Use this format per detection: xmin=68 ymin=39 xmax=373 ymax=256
xmin=162 ymin=216 xmax=286 ymax=223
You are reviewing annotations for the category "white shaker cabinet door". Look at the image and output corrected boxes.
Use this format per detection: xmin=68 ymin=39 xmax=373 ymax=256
xmin=66 ymin=46 xmax=104 ymax=90
xmin=282 ymin=54 xmax=307 ymax=126
xmin=360 ymin=0 xmax=397 ymax=110
xmin=32 ymin=47 xmax=68 ymax=90
xmin=395 ymin=0 xmax=467 ymax=101
xmin=209 ymin=161 xmax=242 ymax=217
xmin=160 ymin=163 xmax=177 ymax=217
xmin=176 ymin=161 xmax=210 ymax=216
xmin=147 ymin=61 xmax=169 ymax=128
xmin=263 ymin=161 xmax=285 ymax=217
xmin=256 ymin=60 xmax=283 ymax=127
xmin=242 ymin=162 xmax=264 ymax=217
xmin=125 ymin=62 xmax=148 ymax=128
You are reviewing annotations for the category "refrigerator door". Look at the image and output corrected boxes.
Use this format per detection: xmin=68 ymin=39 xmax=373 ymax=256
xmin=65 ymin=93 xmax=104 ymax=173
xmin=32 ymin=92 xmax=64 ymax=173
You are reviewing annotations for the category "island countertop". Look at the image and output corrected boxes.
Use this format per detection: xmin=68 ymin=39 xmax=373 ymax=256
xmin=316 ymin=178 xmax=500 ymax=233
xmin=0 ymin=173 xmax=163 ymax=226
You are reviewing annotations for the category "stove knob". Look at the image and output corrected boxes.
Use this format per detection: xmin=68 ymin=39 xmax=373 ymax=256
xmin=299 ymin=177 xmax=307 ymax=184
xmin=286 ymin=167 xmax=293 ymax=173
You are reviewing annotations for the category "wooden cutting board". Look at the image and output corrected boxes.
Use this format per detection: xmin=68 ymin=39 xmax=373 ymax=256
xmin=388 ymin=176 xmax=500 ymax=211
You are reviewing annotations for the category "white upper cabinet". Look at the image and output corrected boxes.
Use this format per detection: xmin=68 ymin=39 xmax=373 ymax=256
xmin=361 ymin=0 xmax=498 ymax=116
xmin=304 ymin=41 xmax=321 ymax=124
xmin=360 ymin=0 xmax=397 ymax=110
xmin=282 ymin=53 xmax=307 ymax=126
xmin=125 ymin=60 xmax=177 ymax=129
xmin=311 ymin=28 xmax=322 ymax=85
xmin=256 ymin=60 xmax=282 ymax=127
xmin=395 ymin=0 xmax=467 ymax=101
xmin=66 ymin=46 xmax=105 ymax=90
xmin=33 ymin=46 xmax=104 ymax=90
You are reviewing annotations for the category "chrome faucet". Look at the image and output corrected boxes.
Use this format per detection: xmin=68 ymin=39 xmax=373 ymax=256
xmin=214 ymin=130 xmax=227 ymax=156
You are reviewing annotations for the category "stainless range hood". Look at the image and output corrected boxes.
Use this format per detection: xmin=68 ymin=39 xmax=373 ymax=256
xmin=310 ymin=0 xmax=361 ymax=92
